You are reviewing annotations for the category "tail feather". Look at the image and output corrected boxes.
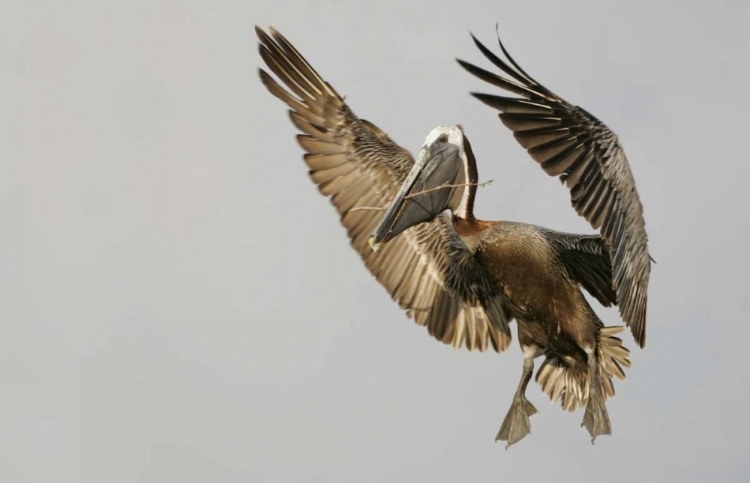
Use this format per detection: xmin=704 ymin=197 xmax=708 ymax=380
xmin=535 ymin=325 xmax=632 ymax=412
xmin=536 ymin=355 xmax=589 ymax=412
xmin=597 ymin=326 xmax=632 ymax=384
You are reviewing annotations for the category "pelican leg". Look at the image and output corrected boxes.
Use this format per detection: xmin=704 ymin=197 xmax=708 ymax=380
xmin=581 ymin=351 xmax=611 ymax=443
xmin=496 ymin=355 xmax=537 ymax=448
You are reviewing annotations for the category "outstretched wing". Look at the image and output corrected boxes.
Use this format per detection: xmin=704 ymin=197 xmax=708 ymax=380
xmin=457 ymin=32 xmax=651 ymax=347
xmin=257 ymin=27 xmax=511 ymax=352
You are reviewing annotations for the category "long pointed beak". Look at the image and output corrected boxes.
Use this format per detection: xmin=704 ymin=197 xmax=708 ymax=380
xmin=368 ymin=148 xmax=429 ymax=252
xmin=368 ymin=143 xmax=461 ymax=251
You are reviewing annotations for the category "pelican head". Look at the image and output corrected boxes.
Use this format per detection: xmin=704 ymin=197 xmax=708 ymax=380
xmin=369 ymin=125 xmax=476 ymax=251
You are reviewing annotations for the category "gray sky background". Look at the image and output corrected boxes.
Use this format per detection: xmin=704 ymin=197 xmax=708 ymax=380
xmin=2 ymin=1 xmax=749 ymax=482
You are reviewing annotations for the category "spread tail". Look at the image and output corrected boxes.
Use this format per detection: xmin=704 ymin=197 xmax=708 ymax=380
xmin=596 ymin=325 xmax=632 ymax=391
xmin=535 ymin=326 xmax=632 ymax=412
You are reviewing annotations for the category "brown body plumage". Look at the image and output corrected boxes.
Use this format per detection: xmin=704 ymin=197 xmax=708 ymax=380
xmin=459 ymin=218 xmax=631 ymax=414
xmin=256 ymin=26 xmax=650 ymax=447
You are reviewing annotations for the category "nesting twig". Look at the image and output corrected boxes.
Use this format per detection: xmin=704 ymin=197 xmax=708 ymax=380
xmin=348 ymin=180 xmax=493 ymax=213
xmin=405 ymin=180 xmax=493 ymax=199
xmin=349 ymin=206 xmax=387 ymax=212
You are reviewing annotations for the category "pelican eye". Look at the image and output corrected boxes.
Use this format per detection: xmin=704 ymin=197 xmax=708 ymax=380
xmin=437 ymin=134 xmax=448 ymax=144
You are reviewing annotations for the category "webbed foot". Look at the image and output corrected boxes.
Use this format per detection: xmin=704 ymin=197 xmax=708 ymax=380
xmin=496 ymin=396 xmax=538 ymax=448
xmin=581 ymin=379 xmax=611 ymax=443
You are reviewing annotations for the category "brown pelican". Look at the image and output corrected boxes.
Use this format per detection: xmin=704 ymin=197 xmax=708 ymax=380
xmin=256 ymin=26 xmax=650 ymax=447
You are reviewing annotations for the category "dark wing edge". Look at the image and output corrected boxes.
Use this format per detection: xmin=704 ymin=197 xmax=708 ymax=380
xmin=457 ymin=31 xmax=651 ymax=347
xmin=256 ymin=26 xmax=512 ymax=353
xmin=547 ymin=232 xmax=617 ymax=308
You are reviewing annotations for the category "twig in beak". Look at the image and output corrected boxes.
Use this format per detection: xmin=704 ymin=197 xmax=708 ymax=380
xmin=349 ymin=206 xmax=388 ymax=213
xmin=404 ymin=180 xmax=493 ymax=199
xmin=349 ymin=180 xmax=492 ymax=213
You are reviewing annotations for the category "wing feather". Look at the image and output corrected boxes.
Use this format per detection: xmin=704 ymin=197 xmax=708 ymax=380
xmin=458 ymin=32 xmax=651 ymax=347
xmin=258 ymin=26 xmax=511 ymax=352
xmin=547 ymin=232 xmax=618 ymax=309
